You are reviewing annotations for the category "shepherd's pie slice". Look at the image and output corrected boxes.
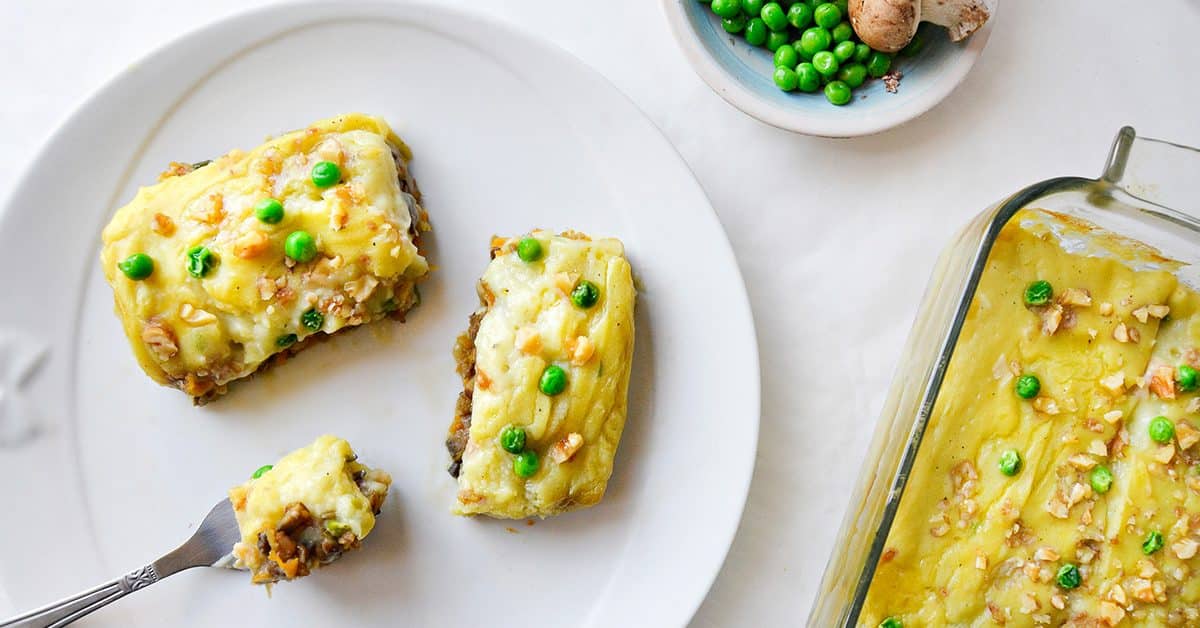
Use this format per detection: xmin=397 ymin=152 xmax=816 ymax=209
xmin=100 ymin=114 xmax=430 ymax=402
xmin=447 ymin=230 xmax=636 ymax=518
xmin=229 ymin=435 xmax=391 ymax=584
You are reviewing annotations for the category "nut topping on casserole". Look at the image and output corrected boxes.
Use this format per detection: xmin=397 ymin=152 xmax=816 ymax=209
xmin=100 ymin=114 xmax=430 ymax=402
xmin=863 ymin=210 xmax=1200 ymax=626
xmin=446 ymin=231 xmax=636 ymax=518
xmin=229 ymin=435 xmax=391 ymax=584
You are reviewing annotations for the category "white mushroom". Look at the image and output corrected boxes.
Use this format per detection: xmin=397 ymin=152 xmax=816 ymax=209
xmin=848 ymin=0 xmax=992 ymax=54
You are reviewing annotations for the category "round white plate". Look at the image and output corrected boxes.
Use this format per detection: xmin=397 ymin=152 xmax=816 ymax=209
xmin=0 ymin=2 xmax=759 ymax=627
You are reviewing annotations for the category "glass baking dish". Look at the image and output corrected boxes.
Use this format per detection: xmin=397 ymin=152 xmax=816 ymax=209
xmin=810 ymin=127 xmax=1200 ymax=626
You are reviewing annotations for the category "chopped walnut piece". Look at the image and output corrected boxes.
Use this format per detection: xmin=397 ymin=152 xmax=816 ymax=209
xmin=549 ymin=432 xmax=583 ymax=463
xmin=930 ymin=522 xmax=950 ymax=537
xmin=1032 ymin=614 xmax=1051 ymax=626
xmin=1068 ymin=482 xmax=1088 ymax=505
xmin=178 ymin=303 xmax=217 ymax=326
xmin=566 ymin=335 xmax=596 ymax=366
xmin=515 ymin=327 xmax=542 ymax=355
xmin=1133 ymin=306 xmax=1151 ymax=324
xmin=1100 ymin=302 xmax=1114 ymax=316
xmin=1041 ymin=303 xmax=1065 ymax=335
xmin=1108 ymin=583 xmax=1128 ymax=605
xmin=1068 ymin=454 xmax=1098 ymax=470
xmin=1100 ymin=372 xmax=1126 ymax=393
xmin=1113 ymin=323 xmax=1136 ymax=343
xmin=141 ymin=320 xmax=179 ymax=361
xmin=1148 ymin=304 xmax=1170 ymax=318
xmin=158 ymin=161 xmax=194 ymax=180
xmin=1033 ymin=547 xmax=1060 ymax=562
xmin=257 ymin=276 xmax=278 ymax=300
xmin=552 ymin=272 xmax=575 ymax=296
xmin=1173 ymin=538 xmax=1199 ymax=559
xmin=1020 ymin=592 xmax=1040 ymax=614
xmin=1177 ymin=421 xmax=1200 ymax=450
xmin=1059 ymin=288 xmax=1093 ymax=307
xmin=1051 ymin=593 xmax=1067 ymax=610
xmin=1150 ymin=365 xmax=1178 ymax=399
xmin=976 ymin=550 xmax=989 ymax=570
xmin=151 ymin=212 xmax=175 ymax=236
xmin=559 ymin=230 xmax=592 ymax=241
xmin=1153 ymin=443 xmax=1176 ymax=464
xmin=1046 ymin=497 xmax=1070 ymax=519
xmin=1103 ymin=409 xmax=1124 ymax=424
xmin=234 ymin=230 xmax=270 ymax=259
xmin=344 ymin=276 xmax=379 ymax=302
xmin=1033 ymin=397 xmax=1061 ymax=415
xmin=1098 ymin=601 xmax=1126 ymax=625
xmin=1130 ymin=577 xmax=1156 ymax=602
xmin=987 ymin=602 xmax=1007 ymax=624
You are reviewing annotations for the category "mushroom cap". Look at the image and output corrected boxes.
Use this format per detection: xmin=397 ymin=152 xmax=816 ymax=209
xmin=848 ymin=0 xmax=919 ymax=54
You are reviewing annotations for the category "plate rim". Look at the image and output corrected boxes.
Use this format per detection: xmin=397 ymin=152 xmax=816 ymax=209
xmin=0 ymin=2 xmax=762 ymax=625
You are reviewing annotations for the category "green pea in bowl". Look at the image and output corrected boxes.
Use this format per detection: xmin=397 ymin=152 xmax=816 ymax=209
xmin=661 ymin=0 xmax=996 ymax=137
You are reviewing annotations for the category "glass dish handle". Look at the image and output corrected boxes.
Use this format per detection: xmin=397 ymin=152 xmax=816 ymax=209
xmin=1103 ymin=126 xmax=1200 ymax=218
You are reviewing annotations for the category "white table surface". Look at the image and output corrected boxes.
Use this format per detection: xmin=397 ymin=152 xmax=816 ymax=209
xmin=4 ymin=0 xmax=1199 ymax=624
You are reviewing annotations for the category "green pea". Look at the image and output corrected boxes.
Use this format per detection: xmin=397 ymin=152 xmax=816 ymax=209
xmin=571 ymin=280 xmax=600 ymax=308
xmin=765 ymin=30 xmax=790 ymax=52
xmin=1179 ymin=364 xmax=1199 ymax=392
xmin=831 ymin=21 xmax=854 ymax=43
xmin=722 ymin=14 xmax=748 ymax=33
xmin=284 ymin=230 xmax=318 ymax=263
xmin=1056 ymin=563 xmax=1081 ymax=589
xmin=824 ymin=80 xmax=852 ymax=105
xmin=1024 ymin=280 xmax=1053 ymax=306
xmin=276 ymin=333 xmax=298 ymax=348
xmin=251 ymin=464 xmax=273 ymax=479
xmin=517 ymin=237 xmax=543 ymax=262
xmin=879 ymin=619 xmax=902 ymax=628
xmin=795 ymin=63 xmax=822 ymax=92
xmin=254 ymin=198 xmax=284 ymax=224
xmin=539 ymin=365 xmax=568 ymax=396
xmin=837 ymin=62 xmax=867 ymax=88
xmin=325 ymin=520 xmax=351 ymax=537
xmin=311 ymin=161 xmax=341 ymax=188
xmin=744 ymin=18 xmax=769 ymax=46
xmin=854 ymin=42 xmax=872 ymax=63
xmin=1142 ymin=530 xmax=1164 ymax=555
xmin=761 ymin=2 xmax=787 ymax=31
xmin=1090 ymin=465 xmax=1113 ymax=494
xmin=118 ymin=253 xmax=154 ymax=280
xmin=866 ymin=51 xmax=892 ymax=77
xmin=773 ymin=66 xmax=799 ymax=91
xmin=710 ymin=0 xmax=742 ymax=18
xmin=900 ymin=32 xmax=925 ymax=57
xmin=798 ymin=27 xmax=832 ymax=56
xmin=774 ymin=44 xmax=799 ymax=68
xmin=832 ymin=40 xmax=856 ymax=63
xmin=998 ymin=449 xmax=1022 ymax=476
xmin=186 ymin=245 xmax=215 ymax=278
xmin=1149 ymin=416 xmax=1175 ymax=444
xmin=301 ymin=308 xmax=325 ymax=332
xmin=513 ymin=450 xmax=540 ymax=478
xmin=786 ymin=2 xmax=813 ymax=28
xmin=805 ymin=0 xmax=821 ymax=7
xmin=1015 ymin=374 xmax=1040 ymax=399
xmin=741 ymin=0 xmax=764 ymax=14
xmin=812 ymin=51 xmax=839 ymax=77
xmin=500 ymin=425 xmax=527 ymax=454
xmin=835 ymin=0 xmax=848 ymax=14
xmin=813 ymin=3 xmax=841 ymax=28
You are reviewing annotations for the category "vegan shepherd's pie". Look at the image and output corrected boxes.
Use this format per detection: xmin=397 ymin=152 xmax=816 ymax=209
xmin=100 ymin=114 xmax=430 ymax=402
xmin=447 ymin=231 xmax=636 ymax=518
xmin=229 ymin=435 xmax=391 ymax=584
xmin=863 ymin=210 xmax=1200 ymax=627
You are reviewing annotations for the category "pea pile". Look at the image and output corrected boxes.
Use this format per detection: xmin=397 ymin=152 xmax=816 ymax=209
xmin=701 ymin=0 xmax=922 ymax=105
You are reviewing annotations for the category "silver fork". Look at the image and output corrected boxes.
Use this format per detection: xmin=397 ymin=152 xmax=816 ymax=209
xmin=1 ymin=498 xmax=240 ymax=627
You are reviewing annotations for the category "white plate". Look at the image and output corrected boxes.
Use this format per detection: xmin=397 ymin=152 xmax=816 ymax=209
xmin=0 ymin=2 xmax=759 ymax=627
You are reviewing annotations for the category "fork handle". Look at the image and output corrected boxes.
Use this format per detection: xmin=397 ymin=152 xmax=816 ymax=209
xmin=0 ymin=565 xmax=160 ymax=628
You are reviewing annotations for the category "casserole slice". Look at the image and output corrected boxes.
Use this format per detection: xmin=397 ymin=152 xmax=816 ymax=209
xmin=229 ymin=435 xmax=391 ymax=584
xmin=100 ymin=113 xmax=430 ymax=402
xmin=447 ymin=231 xmax=636 ymax=518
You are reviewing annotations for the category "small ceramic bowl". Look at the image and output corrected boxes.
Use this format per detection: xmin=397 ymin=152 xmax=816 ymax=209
xmin=661 ymin=0 xmax=995 ymax=137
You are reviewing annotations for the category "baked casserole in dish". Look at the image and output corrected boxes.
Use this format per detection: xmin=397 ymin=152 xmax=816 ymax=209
xmin=447 ymin=230 xmax=636 ymax=518
xmin=812 ymin=129 xmax=1200 ymax=627
xmin=100 ymin=113 xmax=430 ymax=402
